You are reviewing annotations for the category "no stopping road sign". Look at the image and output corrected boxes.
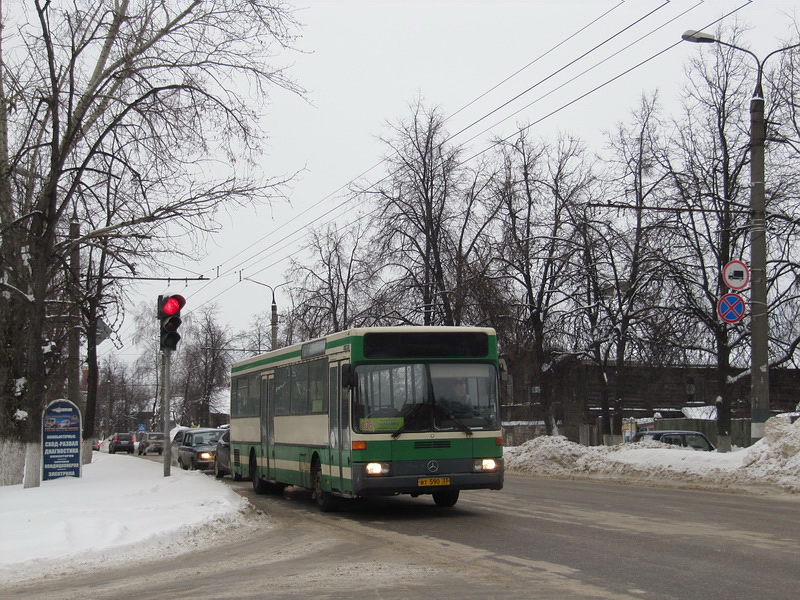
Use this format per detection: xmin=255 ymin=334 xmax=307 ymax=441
xmin=717 ymin=293 xmax=746 ymax=323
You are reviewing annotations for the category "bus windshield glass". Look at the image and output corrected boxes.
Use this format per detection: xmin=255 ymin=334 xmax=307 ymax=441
xmin=352 ymin=363 xmax=499 ymax=434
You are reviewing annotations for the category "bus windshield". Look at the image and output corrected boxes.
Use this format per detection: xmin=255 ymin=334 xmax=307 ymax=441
xmin=352 ymin=363 xmax=499 ymax=434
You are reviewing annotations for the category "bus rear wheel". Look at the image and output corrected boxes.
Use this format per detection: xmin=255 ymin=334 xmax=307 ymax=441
xmin=432 ymin=490 xmax=459 ymax=507
xmin=251 ymin=452 xmax=268 ymax=495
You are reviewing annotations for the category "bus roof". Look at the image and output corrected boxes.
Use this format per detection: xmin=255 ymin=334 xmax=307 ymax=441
xmin=231 ymin=325 xmax=497 ymax=374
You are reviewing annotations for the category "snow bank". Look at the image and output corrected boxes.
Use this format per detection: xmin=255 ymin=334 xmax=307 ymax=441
xmin=504 ymin=415 xmax=800 ymax=494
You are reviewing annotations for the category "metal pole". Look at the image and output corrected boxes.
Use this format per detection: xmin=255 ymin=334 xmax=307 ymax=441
xmin=67 ymin=221 xmax=81 ymax=413
xmin=749 ymin=92 xmax=769 ymax=442
xmin=271 ymin=295 xmax=278 ymax=350
xmin=162 ymin=350 xmax=172 ymax=477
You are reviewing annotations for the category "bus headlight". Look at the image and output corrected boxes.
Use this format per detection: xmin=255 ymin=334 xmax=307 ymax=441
xmin=365 ymin=462 xmax=390 ymax=476
xmin=473 ymin=458 xmax=498 ymax=472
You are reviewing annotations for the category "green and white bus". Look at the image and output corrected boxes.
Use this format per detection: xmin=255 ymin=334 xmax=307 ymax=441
xmin=228 ymin=326 xmax=504 ymax=511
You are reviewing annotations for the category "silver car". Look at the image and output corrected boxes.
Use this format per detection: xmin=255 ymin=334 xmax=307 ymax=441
xmin=138 ymin=431 xmax=165 ymax=455
xmin=631 ymin=430 xmax=715 ymax=451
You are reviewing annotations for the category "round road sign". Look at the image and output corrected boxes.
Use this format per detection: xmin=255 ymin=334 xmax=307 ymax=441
xmin=717 ymin=293 xmax=746 ymax=323
xmin=722 ymin=260 xmax=750 ymax=290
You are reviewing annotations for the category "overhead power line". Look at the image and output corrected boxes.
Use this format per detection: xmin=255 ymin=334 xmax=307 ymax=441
xmin=105 ymin=1 xmax=754 ymax=357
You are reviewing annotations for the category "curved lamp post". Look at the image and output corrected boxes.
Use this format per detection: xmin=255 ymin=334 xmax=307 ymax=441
xmin=244 ymin=278 xmax=289 ymax=350
xmin=682 ymin=30 xmax=800 ymax=442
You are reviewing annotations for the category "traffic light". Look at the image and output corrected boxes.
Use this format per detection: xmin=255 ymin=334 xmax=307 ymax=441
xmin=158 ymin=294 xmax=186 ymax=351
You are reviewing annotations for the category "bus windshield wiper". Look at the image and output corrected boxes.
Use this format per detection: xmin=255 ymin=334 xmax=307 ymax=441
xmin=391 ymin=401 xmax=429 ymax=439
xmin=442 ymin=407 xmax=473 ymax=436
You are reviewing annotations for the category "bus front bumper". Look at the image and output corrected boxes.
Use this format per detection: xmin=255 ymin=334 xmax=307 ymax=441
xmin=351 ymin=462 xmax=504 ymax=497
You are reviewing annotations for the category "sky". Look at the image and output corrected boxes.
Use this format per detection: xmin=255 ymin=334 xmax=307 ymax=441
xmin=100 ymin=0 xmax=800 ymax=363
xmin=1 ymin=415 xmax=798 ymax=584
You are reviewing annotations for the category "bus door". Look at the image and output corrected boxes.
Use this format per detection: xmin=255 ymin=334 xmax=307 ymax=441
xmin=328 ymin=362 xmax=349 ymax=492
xmin=261 ymin=372 xmax=275 ymax=477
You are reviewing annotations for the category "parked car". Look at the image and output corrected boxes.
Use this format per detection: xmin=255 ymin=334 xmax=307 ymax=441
xmin=91 ymin=439 xmax=102 ymax=451
xmin=631 ymin=430 xmax=716 ymax=451
xmin=138 ymin=431 xmax=165 ymax=455
xmin=214 ymin=429 xmax=241 ymax=480
xmin=174 ymin=428 xmax=224 ymax=471
xmin=108 ymin=432 xmax=135 ymax=454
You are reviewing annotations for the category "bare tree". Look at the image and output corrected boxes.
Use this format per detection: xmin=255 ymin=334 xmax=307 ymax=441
xmin=363 ymin=100 xmax=496 ymax=326
xmin=491 ymin=131 xmax=592 ymax=435
xmin=0 ymin=0 xmax=302 ymax=486
xmin=573 ymin=93 xmax=674 ymax=435
xmin=172 ymin=305 xmax=236 ymax=426
xmin=288 ymin=220 xmax=381 ymax=337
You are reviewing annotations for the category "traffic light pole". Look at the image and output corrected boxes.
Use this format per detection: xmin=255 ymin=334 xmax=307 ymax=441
xmin=162 ymin=350 xmax=172 ymax=477
xmin=157 ymin=293 xmax=185 ymax=476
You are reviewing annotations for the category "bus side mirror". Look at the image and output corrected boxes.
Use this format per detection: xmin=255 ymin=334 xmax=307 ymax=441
xmin=341 ymin=364 xmax=355 ymax=389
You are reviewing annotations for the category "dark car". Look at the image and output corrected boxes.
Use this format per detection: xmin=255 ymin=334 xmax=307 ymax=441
xmin=137 ymin=431 xmax=165 ymax=455
xmin=108 ymin=432 xmax=135 ymax=454
xmin=631 ymin=430 xmax=716 ymax=451
xmin=175 ymin=428 xmax=224 ymax=471
xmin=214 ymin=429 xmax=242 ymax=480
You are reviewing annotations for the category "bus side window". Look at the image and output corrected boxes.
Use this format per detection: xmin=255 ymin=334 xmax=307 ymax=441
xmin=274 ymin=366 xmax=291 ymax=415
xmin=309 ymin=358 xmax=327 ymax=413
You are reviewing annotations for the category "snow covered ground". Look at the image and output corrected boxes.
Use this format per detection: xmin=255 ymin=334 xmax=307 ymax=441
xmin=1 ymin=416 xmax=797 ymax=584
xmin=0 ymin=450 xmax=267 ymax=584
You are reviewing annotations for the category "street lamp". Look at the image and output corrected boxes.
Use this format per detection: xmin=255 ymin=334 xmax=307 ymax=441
xmin=682 ymin=30 xmax=800 ymax=442
xmin=244 ymin=278 xmax=289 ymax=351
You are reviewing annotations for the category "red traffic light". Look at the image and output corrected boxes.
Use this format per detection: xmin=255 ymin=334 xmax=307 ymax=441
xmin=157 ymin=294 xmax=186 ymax=351
xmin=162 ymin=294 xmax=185 ymax=316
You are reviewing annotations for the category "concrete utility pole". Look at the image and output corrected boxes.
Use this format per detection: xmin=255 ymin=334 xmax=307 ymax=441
xmin=681 ymin=30 xmax=800 ymax=443
xmin=243 ymin=277 xmax=288 ymax=350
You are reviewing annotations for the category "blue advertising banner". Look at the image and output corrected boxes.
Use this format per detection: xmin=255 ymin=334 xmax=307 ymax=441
xmin=42 ymin=399 xmax=82 ymax=481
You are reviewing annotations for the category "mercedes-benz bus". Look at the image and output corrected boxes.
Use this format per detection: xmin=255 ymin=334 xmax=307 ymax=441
xmin=228 ymin=326 xmax=504 ymax=511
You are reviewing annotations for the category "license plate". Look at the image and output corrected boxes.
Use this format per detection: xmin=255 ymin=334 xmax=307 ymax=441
xmin=418 ymin=477 xmax=450 ymax=487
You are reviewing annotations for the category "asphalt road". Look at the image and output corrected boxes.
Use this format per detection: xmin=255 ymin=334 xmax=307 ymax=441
xmin=5 ymin=468 xmax=799 ymax=600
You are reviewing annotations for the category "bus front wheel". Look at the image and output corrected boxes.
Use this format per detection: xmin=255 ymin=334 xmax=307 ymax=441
xmin=432 ymin=490 xmax=459 ymax=507
xmin=312 ymin=461 xmax=335 ymax=512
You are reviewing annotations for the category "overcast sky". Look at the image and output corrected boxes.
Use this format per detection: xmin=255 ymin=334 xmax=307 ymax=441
xmin=103 ymin=0 xmax=799 ymax=363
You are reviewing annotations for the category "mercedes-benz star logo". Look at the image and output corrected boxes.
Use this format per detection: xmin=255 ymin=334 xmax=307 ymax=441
xmin=427 ymin=460 xmax=439 ymax=473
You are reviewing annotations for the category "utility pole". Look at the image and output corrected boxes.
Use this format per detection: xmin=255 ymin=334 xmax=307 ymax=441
xmin=243 ymin=277 xmax=288 ymax=350
xmin=681 ymin=30 xmax=800 ymax=443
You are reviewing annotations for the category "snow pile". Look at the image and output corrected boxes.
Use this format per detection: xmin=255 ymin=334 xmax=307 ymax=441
xmin=739 ymin=416 xmax=800 ymax=489
xmin=504 ymin=415 xmax=800 ymax=494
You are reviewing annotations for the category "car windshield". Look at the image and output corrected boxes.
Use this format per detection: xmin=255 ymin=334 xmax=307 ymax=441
xmin=685 ymin=434 xmax=712 ymax=451
xmin=194 ymin=431 xmax=222 ymax=445
xmin=351 ymin=362 xmax=500 ymax=434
